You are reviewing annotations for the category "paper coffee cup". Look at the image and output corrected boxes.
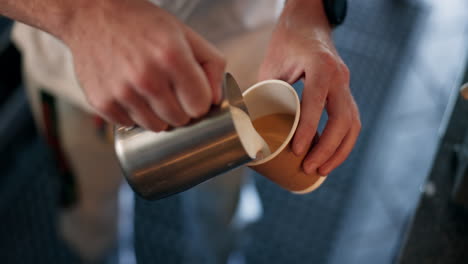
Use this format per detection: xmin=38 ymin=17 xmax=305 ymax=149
xmin=244 ymin=80 xmax=326 ymax=194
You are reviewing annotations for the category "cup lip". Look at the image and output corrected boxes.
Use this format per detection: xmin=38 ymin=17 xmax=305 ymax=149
xmin=292 ymin=176 xmax=327 ymax=194
xmin=244 ymin=79 xmax=300 ymax=166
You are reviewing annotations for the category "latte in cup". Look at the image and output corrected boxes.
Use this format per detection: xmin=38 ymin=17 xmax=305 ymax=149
xmin=244 ymin=80 xmax=326 ymax=194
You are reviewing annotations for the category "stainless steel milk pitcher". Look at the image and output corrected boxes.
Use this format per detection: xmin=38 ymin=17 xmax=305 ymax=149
xmin=114 ymin=73 xmax=269 ymax=200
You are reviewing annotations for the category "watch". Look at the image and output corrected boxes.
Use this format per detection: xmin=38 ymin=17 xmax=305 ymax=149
xmin=322 ymin=0 xmax=348 ymax=27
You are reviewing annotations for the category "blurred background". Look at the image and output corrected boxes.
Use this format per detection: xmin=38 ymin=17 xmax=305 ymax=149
xmin=1 ymin=0 xmax=468 ymax=263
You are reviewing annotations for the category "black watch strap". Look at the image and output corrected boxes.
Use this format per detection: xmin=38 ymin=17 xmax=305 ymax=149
xmin=322 ymin=0 xmax=348 ymax=27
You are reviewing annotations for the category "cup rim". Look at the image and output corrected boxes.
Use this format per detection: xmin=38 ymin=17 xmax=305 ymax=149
xmin=244 ymin=79 xmax=300 ymax=166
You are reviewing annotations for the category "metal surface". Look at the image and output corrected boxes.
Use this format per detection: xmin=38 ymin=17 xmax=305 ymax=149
xmin=114 ymin=73 xmax=254 ymax=200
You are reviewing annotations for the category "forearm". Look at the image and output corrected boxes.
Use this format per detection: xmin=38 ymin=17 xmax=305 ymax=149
xmin=0 ymin=0 xmax=85 ymax=40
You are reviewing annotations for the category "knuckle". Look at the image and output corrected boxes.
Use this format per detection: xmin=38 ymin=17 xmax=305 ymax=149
xmin=190 ymin=101 xmax=210 ymax=118
xmin=317 ymin=50 xmax=337 ymax=68
xmin=157 ymin=45 xmax=180 ymax=68
xmin=193 ymin=106 xmax=209 ymax=118
xmin=319 ymin=146 xmax=336 ymax=159
xmin=91 ymin=98 xmax=113 ymax=115
xmin=355 ymin=118 xmax=362 ymax=131
xmin=309 ymin=93 xmax=327 ymax=107
xmin=340 ymin=64 xmax=351 ymax=83
xmin=333 ymin=152 xmax=348 ymax=166
xmin=189 ymin=90 xmax=212 ymax=118
xmin=350 ymin=106 xmax=362 ymax=131
xmin=304 ymin=87 xmax=327 ymax=107
xmin=133 ymin=73 xmax=161 ymax=96
xmin=115 ymin=85 xmax=133 ymax=102
xmin=301 ymin=120 xmax=317 ymax=134
xmin=340 ymin=112 xmax=353 ymax=125
xmin=215 ymin=54 xmax=227 ymax=69
xmin=316 ymin=51 xmax=350 ymax=84
xmin=151 ymin=121 xmax=168 ymax=132
xmin=167 ymin=108 xmax=191 ymax=126
xmin=172 ymin=116 xmax=190 ymax=127
xmin=142 ymin=83 xmax=160 ymax=97
xmin=131 ymin=69 xmax=147 ymax=88
xmin=119 ymin=118 xmax=134 ymax=127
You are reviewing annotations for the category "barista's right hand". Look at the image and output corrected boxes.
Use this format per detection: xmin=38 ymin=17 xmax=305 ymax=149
xmin=60 ymin=0 xmax=225 ymax=131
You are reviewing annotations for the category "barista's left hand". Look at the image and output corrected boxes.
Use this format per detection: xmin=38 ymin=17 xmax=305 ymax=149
xmin=259 ymin=0 xmax=360 ymax=176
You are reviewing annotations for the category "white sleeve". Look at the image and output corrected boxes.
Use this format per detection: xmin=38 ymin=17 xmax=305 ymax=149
xmin=12 ymin=23 xmax=93 ymax=113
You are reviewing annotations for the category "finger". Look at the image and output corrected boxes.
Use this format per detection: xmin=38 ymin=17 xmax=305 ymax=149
xmin=133 ymin=73 xmax=190 ymax=127
xmin=147 ymin=82 xmax=191 ymax=127
xmin=318 ymin=122 xmax=360 ymax=175
xmin=302 ymin=102 xmax=351 ymax=175
xmin=259 ymin=59 xmax=303 ymax=83
xmin=172 ymin=59 xmax=211 ymax=118
xmin=291 ymin=68 xmax=327 ymax=156
xmin=116 ymin=84 xmax=168 ymax=132
xmin=258 ymin=59 xmax=282 ymax=81
xmin=184 ymin=27 xmax=226 ymax=104
xmin=90 ymin=98 xmax=134 ymax=127
xmin=108 ymin=103 xmax=135 ymax=127
xmin=201 ymin=60 xmax=224 ymax=104
xmin=159 ymin=33 xmax=212 ymax=118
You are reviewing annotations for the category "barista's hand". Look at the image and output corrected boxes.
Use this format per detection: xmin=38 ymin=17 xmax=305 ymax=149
xmin=259 ymin=0 xmax=360 ymax=176
xmin=61 ymin=0 xmax=225 ymax=131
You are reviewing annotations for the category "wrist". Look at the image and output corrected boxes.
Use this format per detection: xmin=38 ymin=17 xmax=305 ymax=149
xmin=0 ymin=0 xmax=82 ymax=40
xmin=38 ymin=0 xmax=95 ymax=42
xmin=279 ymin=0 xmax=331 ymax=34
xmin=55 ymin=0 xmax=102 ymax=44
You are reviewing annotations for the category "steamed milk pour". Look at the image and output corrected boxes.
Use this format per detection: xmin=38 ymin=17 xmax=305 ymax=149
xmin=114 ymin=73 xmax=270 ymax=200
xmin=114 ymin=74 xmax=325 ymax=200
